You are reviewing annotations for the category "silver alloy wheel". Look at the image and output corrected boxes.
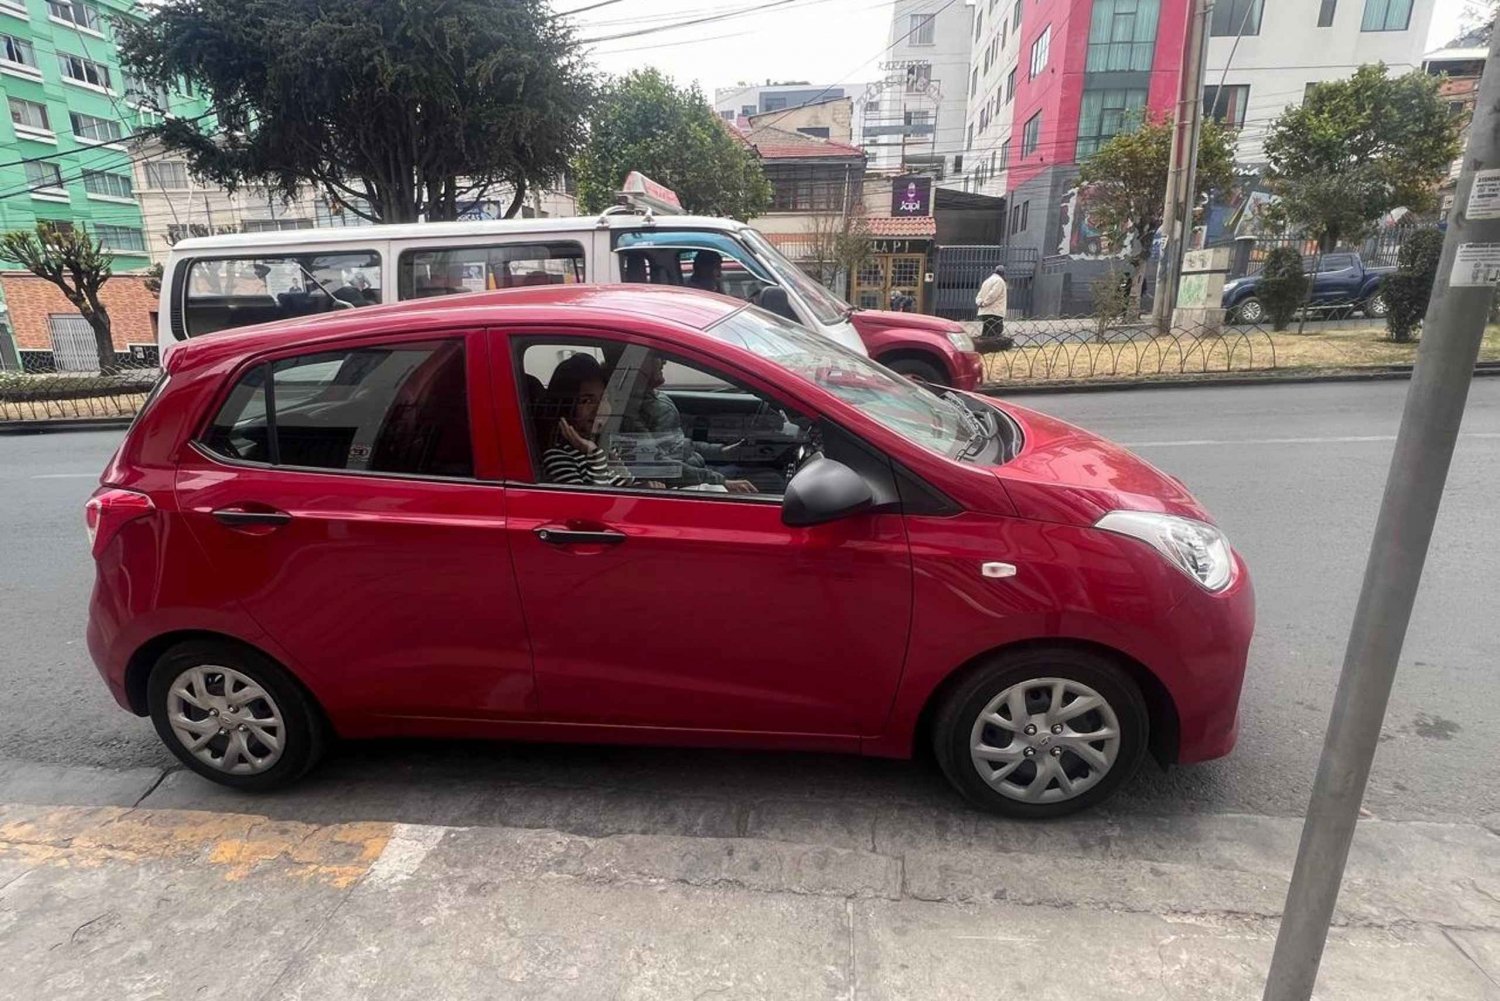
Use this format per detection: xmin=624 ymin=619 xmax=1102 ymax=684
xmin=1237 ymin=298 xmax=1264 ymax=323
xmin=968 ymin=676 xmax=1122 ymax=804
xmin=1366 ymin=293 xmax=1388 ymax=317
xmin=166 ymin=665 xmax=285 ymax=775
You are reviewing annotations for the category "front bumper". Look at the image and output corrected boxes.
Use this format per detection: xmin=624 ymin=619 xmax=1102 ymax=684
xmin=953 ymin=351 xmax=984 ymax=390
xmin=1164 ymin=553 xmax=1256 ymax=764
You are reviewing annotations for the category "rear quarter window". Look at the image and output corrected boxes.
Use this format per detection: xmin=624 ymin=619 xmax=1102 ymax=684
xmin=181 ymin=252 xmax=382 ymax=338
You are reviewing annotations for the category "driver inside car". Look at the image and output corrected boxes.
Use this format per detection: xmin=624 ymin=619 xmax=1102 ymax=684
xmin=614 ymin=353 xmax=758 ymax=494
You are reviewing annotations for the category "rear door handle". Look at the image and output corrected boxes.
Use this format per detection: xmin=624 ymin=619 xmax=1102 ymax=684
xmin=211 ymin=508 xmax=292 ymax=528
xmin=534 ymin=526 xmax=626 ymax=546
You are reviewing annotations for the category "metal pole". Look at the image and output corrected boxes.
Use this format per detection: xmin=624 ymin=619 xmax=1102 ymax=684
xmin=1153 ymin=0 xmax=1209 ymax=328
xmin=1262 ymin=32 xmax=1500 ymax=1001
xmin=1174 ymin=3 xmax=1212 ymax=302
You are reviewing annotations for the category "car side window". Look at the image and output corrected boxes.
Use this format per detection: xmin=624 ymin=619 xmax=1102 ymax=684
xmin=397 ymin=242 xmax=585 ymax=299
xmin=201 ymin=339 xmax=473 ymax=478
xmin=615 ymin=232 xmax=773 ymax=303
xmin=1318 ymin=254 xmax=1354 ymax=272
xmin=183 ymin=252 xmax=382 ymax=337
xmin=515 ymin=338 xmax=811 ymax=497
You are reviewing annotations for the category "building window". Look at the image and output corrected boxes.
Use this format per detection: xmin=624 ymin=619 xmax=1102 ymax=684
xmin=1304 ymin=81 xmax=1321 ymax=102
xmin=1203 ymin=84 xmax=1249 ymax=128
xmin=1029 ymin=25 xmax=1051 ymax=79
xmin=25 ymin=161 xmax=65 ymax=191
xmin=144 ymin=161 xmax=190 ymax=189
xmin=47 ymin=0 xmax=101 ymax=31
xmin=1012 ymin=2 xmax=1022 ymax=30
xmin=741 ymin=104 xmax=756 ymax=116
xmin=57 ymin=52 xmax=111 ymax=89
xmin=796 ymin=126 xmax=830 ymax=138
xmin=70 ymin=111 xmax=122 ymax=142
xmin=1318 ymin=0 xmax=1337 ymax=26
xmin=1360 ymin=0 xmax=1411 ymax=31
xmin=1006 ymin=66 xmax=1017 ymax=103
xmin=1 ymin=32 xmax=37 ymax=70
xmin=967 ymin=123 xmax=974 ymax=148
xmin=909 ymin=13 xmax=935 ymax=45
xmin=83 ymin=171 xmax=133 ymax=198
xmin=769 ymin=168 xmax=848 ymax=212
xmin=1086 ymin=0 xmax=1160 ymax=73
xmin=121 ymin=72 xmax=171 ymax=111
xmin=243 ymin=219 xmax=314 ymax=233
xmin=1076 ymin=88 xmax=1147 ymax=156
xmin=1009 ymin=199 xmax=1029 ymax=234
xmin=1022 ymin=111 xmax=1042 ymax=156
xmin=9 ymin=97 xmax=50 ymax=132
xmin=1000 ymin=139 xmax=1010 ymax=166
xmin=1210 ymin=0 xmax=1261 ymax=36
xmin=906 ymin=62 xmax=931 ymax=92
xmin=970 ymin=66 xmax=978 ymax=96
xmin=763 ymin=96 xmax=787 ymax=111
xmin=96 ymin=225 xmax=146 ymax=251
xmin=975 ymin=9 xmax=983 ymax=41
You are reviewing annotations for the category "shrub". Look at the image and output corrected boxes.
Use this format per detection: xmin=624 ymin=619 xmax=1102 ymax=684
xmin=1383 ymin=228 xmax=1444 ymax=343
xmin=1258 ymin=247 xmax=1309 ymax=331
xmin=1092 ymin=268 xmax=1133 ymax=342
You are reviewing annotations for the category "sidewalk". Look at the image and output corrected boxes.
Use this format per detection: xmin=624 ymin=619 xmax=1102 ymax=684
xmin=1 ymin=762 xmax=1498 ymax=999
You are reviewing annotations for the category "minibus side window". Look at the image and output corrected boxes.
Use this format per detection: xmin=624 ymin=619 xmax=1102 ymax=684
xmin=183 ymin=252 xmax=382 ymax=337
xmin=396 ymin=242 xmax=586 ymax=300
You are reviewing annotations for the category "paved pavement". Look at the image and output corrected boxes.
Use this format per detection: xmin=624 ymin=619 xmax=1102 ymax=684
xmin=3 ymin=379 xmax=1498 ymax=823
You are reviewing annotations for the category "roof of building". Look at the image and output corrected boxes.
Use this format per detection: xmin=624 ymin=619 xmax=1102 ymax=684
xmin=865 ymin=216 xmax=936 ymax=238
xmin=731 ymin=124 xmax=865 ymax=161
xmin=746 ymin=96 xmax=850 ymax=120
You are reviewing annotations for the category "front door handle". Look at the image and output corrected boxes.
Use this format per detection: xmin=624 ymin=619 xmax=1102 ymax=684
xmin=534 ymin=526 xmax=626 ymax=546
xmin=212 ymin=508 xmax=292 ymax=528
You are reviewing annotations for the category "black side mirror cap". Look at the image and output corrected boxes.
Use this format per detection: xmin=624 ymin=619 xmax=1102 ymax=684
xmin=781 ymin=456 xmax=874 ymax=526
xmin=757 ymin=286 xmax=800 ymax=323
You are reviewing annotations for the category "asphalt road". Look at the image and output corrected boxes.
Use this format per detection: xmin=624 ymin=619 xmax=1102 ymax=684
xmin=3 ymin=378 xmax=1498 ymax=822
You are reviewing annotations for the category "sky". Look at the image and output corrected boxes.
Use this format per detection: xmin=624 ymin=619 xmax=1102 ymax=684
xmin=561 ymin=0 xmax=1481 ymax=99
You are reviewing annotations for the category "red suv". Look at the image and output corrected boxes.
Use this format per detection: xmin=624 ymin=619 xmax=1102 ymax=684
xmin=86 ymin=285 xmax=1253 ymax=817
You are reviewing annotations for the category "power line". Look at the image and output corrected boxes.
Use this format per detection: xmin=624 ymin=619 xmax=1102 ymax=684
xmin=578 ymin=0 xmax=813 ymax=43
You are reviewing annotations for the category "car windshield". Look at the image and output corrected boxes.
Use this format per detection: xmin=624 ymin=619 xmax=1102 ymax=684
xmin=739 ymin=229 xmax=850 ymax=327
xmin=706 ymin=305 xmax=977 ymax=460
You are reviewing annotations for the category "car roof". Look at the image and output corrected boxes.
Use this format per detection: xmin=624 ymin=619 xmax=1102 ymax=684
xmin=167 ymin=214 xmax=745 ymax=252
xmin=166 ymin=284 xmax=748 ymax=371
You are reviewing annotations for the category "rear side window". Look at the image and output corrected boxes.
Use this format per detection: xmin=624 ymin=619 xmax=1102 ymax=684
xmin=183 ymin=252 xmax=382 ymax=337
xmin=396 ymin=242 xmax=584 ymax=299
xmin=200 ymin=339 xmax=473 ymax=478
xmin=1318 ymin=254 xmax=1355 ymax=272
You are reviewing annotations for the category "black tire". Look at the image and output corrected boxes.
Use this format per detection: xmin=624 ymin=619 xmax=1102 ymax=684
xmin=1233 ymin=297 xmax=1265 ymax=324
xmin=147 ymin=639 xmax=326 ymax=791
xmin=1363 ymin=292 xmax=1388 ymax=318
xmin=931 ymin=647 xmax=1149 ymax=819
xmin=884 ymin=355 xmax=946 ymax=385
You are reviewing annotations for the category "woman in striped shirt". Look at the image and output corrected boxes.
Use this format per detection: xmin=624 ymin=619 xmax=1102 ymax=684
xmin=536 ymin=354 xmax=653 ymax=488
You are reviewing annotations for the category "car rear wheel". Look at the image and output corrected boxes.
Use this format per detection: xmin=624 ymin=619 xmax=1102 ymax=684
xmin=1363 ymin=292 xmax=1388 ymax=318
xmin=932 ymin=647 xmax=1148 ymax=818
xmin=883 ymin=355 xmax=946 ymax=385
xmin=1233 ymin=297 xmax=1265 ymax=324
xmin=147 ymin=640 xmax=326 ymax=790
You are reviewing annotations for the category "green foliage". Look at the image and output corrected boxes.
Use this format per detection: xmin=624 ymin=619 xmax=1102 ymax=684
xmin=1383 ymin=228 xmax=1445 ymax=342
xmin=1091 ymin=269 xmax=1132 ymax=342
xmin=1265 ymin=65 xmax=1460 ymax=251
xmin=143 ymin=262 xmax=164 ymax=295
xmin=1 ymin=223 xmax=116 ymax=369
xmin=117 ymin=0 xmax=594 ymax=223
xmin=1258 ymin=247 xmax=1310 ymax=331
xmin=574 ymin=69 xmax=771 ymax=219
xmin=1077 ymin=114 xmax=1236 ymax=254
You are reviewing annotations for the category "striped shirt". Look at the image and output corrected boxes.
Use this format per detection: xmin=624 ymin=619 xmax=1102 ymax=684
xmin=541 ymin=443 xmax=632 ymax=487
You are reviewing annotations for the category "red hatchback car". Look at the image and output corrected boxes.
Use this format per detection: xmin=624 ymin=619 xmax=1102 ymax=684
xmin=86 ymin=285 xmax=1253 ymax=817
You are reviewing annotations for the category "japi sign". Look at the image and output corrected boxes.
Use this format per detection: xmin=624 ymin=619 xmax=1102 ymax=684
xmin=891 ymin=175 xmax=932 ymax=217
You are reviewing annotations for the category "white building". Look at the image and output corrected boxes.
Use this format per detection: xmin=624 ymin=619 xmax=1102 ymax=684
xmin=861 ymin=0 xmax=973 ymax=176
xmin=1203 ymin=0 xmax=1437 ymax=163
xmin=961 ymin=0 xmax=1021 ymax=198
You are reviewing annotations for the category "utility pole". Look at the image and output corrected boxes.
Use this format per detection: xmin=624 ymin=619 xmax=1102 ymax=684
xmin=1262 ymin=30 xmax=1500 ymax=1001
xmin=1153 ymin=0 xmax=1210 ymax=329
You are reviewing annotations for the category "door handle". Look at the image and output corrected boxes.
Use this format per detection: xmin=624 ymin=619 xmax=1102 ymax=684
xmin=534 ymin=526 xmax=626 ymax=546
xmin=211 ymin=508 xmax=292 ymax=528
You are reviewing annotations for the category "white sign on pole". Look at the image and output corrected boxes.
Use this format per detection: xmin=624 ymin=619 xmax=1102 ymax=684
xmin=1448 ymin=242 xmax=1500 ymax=286
xmin=1466 ymin=168 xmax=1500 ymax=219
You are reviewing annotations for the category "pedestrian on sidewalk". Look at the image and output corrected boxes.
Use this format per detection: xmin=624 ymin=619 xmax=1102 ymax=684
xmin=975 ymin=265 xmax=1013 ymax=351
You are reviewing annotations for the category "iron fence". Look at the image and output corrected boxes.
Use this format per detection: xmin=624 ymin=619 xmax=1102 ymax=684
xmin=0 ymin=353 xmax=160 ymax=424
xmin=933 ymin=244 xmax=1039 ymax=320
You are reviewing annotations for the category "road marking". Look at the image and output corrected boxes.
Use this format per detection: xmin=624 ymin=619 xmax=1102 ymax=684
xmin=29 ymin=473 xmax=98 ymax=479
xmin=1123 ymin=433 xmax=1500 ymax=448
xmin=364 ymin=823 xmax=446 ymax=887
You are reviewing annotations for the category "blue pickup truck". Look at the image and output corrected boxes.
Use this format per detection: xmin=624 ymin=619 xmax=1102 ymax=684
xmin=1221 ymin=252 xmax=1394 ymax=324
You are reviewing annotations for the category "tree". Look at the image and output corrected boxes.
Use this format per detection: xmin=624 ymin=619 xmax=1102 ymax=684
xmin=800 ymin=213 xmax=872 ymax=294
xmin=1 ymin=223 xmax=115 ymax=371
xmin=1264 ymin=64 xmax=1460 ymax=252
xmin=1078 ymin=114 xmax=1235 ymax=314
xmin=1382 ymin=228 xmax=1445 ymax=343
xmin=117 ymin=0 xmax=593 ymax=223
xmin=574 ymin=69 xmax=771 ymax=218
xmin=1257 ymin=247 xmax=1310 ymax=331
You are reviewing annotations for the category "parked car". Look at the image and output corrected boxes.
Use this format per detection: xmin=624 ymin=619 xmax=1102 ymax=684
xmin=158 ymin=209 xmax=983 ymax=389
xmin=1221 ymin=252 xmax=1394 ymax=323
xmin=87 ymin=285 xmax=1253 ymax=818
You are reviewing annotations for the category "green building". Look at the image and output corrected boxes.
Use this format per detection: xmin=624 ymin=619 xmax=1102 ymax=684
xmin=0 ymin=0 xmax=207 ymax=270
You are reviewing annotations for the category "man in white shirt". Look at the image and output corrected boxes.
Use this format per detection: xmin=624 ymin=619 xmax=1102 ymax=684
xmin=975 ymin=264 xmax=1012 ymax=350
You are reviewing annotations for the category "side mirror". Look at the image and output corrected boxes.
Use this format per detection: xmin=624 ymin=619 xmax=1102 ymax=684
xmin=757 ymin=285 xmax=800 ymax=323
xmin=782 ymin=456 xmax=874 ymax=526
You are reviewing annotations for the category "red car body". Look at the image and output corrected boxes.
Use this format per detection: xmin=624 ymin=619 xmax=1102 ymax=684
xmin=848 ymin=308 xmax=986 ymax=391
xmin=86 ymin=286 xmax=1251 ymax=775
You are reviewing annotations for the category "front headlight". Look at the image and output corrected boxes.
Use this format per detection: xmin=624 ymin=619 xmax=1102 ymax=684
xmin=947 ymin=330 xmax=975 ymax=352
xmin=1094 ymin=511 xmax=1234 ymax=591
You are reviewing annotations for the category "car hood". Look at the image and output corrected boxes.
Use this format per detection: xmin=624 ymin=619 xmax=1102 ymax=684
xmin=983 ymin=399 xmax=1212 ymax=526
xmin=849 ymin=309 xmax=964 ymax=335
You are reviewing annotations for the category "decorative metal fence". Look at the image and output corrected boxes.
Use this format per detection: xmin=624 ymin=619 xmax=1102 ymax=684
xmin=933 ymin=244 xmax=1039 ymax=319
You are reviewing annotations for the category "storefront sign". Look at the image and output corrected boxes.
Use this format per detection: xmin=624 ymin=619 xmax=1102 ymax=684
xmin=869 ymin=238 xmax=930 ymax=254
xmin=891 ymin=175 xmax=932 ymax=217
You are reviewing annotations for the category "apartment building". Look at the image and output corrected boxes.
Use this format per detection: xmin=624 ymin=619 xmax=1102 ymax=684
xmin=861 ymin=0 xmax=973 ymax=176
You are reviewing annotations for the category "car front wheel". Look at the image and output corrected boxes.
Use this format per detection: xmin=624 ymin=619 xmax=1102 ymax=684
xmin=147 ymin=639 xmax=326 ymax=790
xmin=932 ymin=647 xmax=1149 ymax=818
xmin=1233 ymin=297 xmax=1265 ymax=324
xmin=884 ymin=355 xmax=946 ymax=385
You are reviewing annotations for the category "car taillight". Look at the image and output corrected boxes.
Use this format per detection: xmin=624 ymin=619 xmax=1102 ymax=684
xmin=85 ymin=488 xmax=154 ymax=557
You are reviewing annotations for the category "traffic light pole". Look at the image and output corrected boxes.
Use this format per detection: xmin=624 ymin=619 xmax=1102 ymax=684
xmin=1262 ymin=33 xmax=1500 ymax=1001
